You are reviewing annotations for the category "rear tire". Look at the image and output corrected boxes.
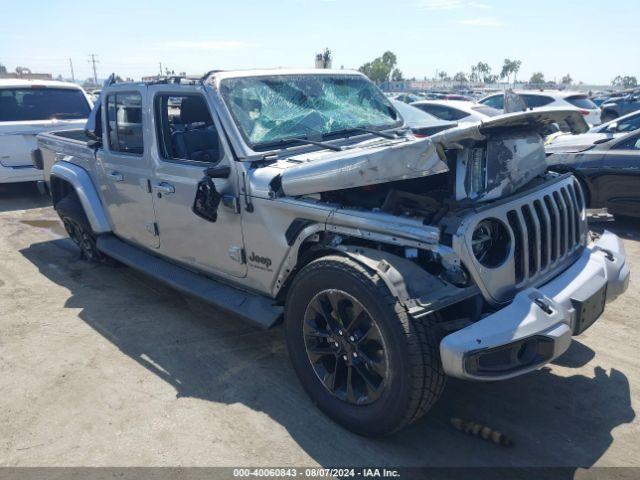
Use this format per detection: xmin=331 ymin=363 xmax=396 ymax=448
xmin=55 ymin=192 xmax=106 ymax=263
xmin=284 ymin=255 xmax=445 ymax=436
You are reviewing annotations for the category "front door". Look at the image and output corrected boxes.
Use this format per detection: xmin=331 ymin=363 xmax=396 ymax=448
xmin=98 ymin=88 xmax=159 ymax=248
xmin=148 ymin=87 xmax=246 ymax=278
xmin=594 ymin=133 xmax=640 ymax=216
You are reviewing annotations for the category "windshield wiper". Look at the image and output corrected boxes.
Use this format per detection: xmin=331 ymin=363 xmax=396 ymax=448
xmin=352 ymin=127 xmax=399 ymax=139
xmin=262 ymin=136 xmax=343 ymax=152
xmin=325 ymin=127 xmax=400 ymax=140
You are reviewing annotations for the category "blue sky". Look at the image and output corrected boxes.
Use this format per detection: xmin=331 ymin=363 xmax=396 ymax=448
xmin=1 ymin=0 xmax=638 ymax=85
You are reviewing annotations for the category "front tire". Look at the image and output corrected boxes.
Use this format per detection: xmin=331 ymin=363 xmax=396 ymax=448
xmin=284 ymin=255 xmax=445 ymax=436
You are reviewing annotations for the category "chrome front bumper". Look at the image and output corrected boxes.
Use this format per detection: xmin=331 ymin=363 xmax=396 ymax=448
xmin=440 ymin=230 xmax=629 ymax=381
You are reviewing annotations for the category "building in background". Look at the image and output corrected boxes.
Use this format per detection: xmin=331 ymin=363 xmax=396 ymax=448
xmin=0 ymin=66 xmax=52 ymax=80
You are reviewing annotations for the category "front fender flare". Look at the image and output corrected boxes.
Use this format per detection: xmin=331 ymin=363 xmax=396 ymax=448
xmin=334 ymin=245 xmax=477 ymax=318
xmin=51 ymin=162 xmax=111 ymax=233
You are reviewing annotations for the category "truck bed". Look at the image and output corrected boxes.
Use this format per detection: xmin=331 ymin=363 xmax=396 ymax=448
xmin=37 ymin=129 xmax=95 ymax=183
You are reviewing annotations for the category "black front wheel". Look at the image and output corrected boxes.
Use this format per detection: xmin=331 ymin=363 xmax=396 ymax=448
xmin=285 ymin=255 xmax=445 ymax=436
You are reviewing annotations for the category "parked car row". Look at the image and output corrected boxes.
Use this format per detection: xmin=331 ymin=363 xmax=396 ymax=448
xmin=545 ymin=113 xmax=640 ymax=218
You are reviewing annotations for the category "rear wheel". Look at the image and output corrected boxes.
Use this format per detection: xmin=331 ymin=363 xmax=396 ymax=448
xmin=55 ymin=192 xmax=105 ymax=263
xmin=284 ymin=255 xmax=445 ymax=436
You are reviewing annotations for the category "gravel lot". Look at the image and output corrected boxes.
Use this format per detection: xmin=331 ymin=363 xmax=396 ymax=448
xmin=1 ymin=182 xmax=639 ymax=468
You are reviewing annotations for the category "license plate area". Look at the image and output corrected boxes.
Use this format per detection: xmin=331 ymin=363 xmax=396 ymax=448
xmin=571 ymin=276 xmax=607 ymax=335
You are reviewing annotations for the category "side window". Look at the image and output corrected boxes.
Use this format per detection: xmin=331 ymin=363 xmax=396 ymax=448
xmin=421 ymin=105 xmax=468 ymax=121
xmin=617 ymin=115 xmax=640 ymax=132
xmin=439 ymin=107 xmax=469 ymax=121
xmin=106 ymin=93 xmax=143 ymax=155
xmin=481 ymin=94 xmax=504 ymax=110
xmin=522 ymin=95 xmax=554 ymax=108
xmin=614 ymin=134 xmax=640 ymax=151
xmin=154 ymin=94 xmax=222 ymax=164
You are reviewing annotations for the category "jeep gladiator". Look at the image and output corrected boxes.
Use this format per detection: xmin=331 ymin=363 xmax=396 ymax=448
xmin=36 ymin=69 xmax=630 ymax=436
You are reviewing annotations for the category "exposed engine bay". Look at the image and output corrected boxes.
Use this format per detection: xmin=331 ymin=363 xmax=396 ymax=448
xmin=320 ymin=172 xmax=451 ymax=224
xmin=318 ymin=130 xmax=550 ymax=226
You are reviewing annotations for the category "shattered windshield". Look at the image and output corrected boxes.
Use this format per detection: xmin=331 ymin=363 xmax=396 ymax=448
xmin=220 ymin=74 xmax=400 ymax=149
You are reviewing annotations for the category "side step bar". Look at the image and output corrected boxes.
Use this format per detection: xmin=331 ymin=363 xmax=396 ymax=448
xmin=96 ymin=234 xmax=282 ymax=329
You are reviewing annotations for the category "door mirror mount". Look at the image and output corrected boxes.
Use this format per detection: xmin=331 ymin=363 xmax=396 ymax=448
xmin=606 ymin=122 xmax=619 ymax=133
xmin=205 ymin=165 xmax=231 ymax=179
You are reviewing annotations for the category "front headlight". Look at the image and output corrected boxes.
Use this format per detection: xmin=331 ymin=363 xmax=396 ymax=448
xmin=471 ymin=218 xmax=511 ymax=268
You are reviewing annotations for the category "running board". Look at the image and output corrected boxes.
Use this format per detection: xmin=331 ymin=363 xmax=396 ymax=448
xmin=96 ymin=235 xmax=282 ymax=329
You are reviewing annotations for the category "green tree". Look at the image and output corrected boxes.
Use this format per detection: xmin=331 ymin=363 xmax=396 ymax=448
xmin=453 ymin=72 xmax=468 ymax=84
xmin=477 ymin=62 xmax=491 ymax=83
xmin=500 ymin=58 xmax=522 ymax=86
xmin=470 ymin=61 xmax=491 ymax=84
xmin=438 ymin=71 xmax=450 ymax=82
xmin=470 ymin=65 xmax=479 ymax=83
xmin=0 ymin=63 xmax=6 ymax=75
xmin=612 ymin=75 xmax=638 ymax=88
xmin=359 ymin=51 xmax=398 ymax=84
xmin=561 ymin=74 xmax=573 ymax=85
xmin=530 ymin=72 xmax=545 ymax=84
xmin=318 ymin=48 xmax=332 ymax=68
xmin=391 ymin=68 xmax=403 ymax=81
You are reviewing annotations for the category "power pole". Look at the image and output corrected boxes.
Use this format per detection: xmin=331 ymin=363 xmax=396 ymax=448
xmin=87 ymin=54 xmax=99 ymax=85
xmin=159 ymin=62 xmax=163 ymax=76
xmin=69 ymin=58 xmax=75 ymax=83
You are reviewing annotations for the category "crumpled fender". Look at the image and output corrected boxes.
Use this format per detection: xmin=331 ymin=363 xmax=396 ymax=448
xmin=333 ymin=245 xmax=474 ymax=317
xmin=51 ymin=161 xmax=111 ymax=233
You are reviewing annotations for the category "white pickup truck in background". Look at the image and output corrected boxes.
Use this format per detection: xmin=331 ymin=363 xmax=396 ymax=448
xmin=0 ymin=79 xmax=92 ymax=185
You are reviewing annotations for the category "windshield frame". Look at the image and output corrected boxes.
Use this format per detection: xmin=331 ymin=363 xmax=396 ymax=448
xmin=218 ymin=73 xmax=402 ymax=152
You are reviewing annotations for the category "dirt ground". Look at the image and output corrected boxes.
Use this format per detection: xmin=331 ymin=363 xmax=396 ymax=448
xmin=1 ymin=182 xmax=638 ymax=468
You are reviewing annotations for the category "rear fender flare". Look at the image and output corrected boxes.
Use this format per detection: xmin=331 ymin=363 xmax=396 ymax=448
xmin=51 ymin=162 xmax=111 ymax=233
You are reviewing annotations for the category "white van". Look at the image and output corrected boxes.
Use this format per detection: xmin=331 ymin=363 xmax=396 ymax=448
xmin=0 ymin=79 xmax=92 ymax=184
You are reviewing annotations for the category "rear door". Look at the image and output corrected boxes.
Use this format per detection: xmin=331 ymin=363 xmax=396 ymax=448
xmin=97 ymin=86 xmax=159 ymax=248
xmin=147 ymin=85 xmax=247 ymax=278
xmin=589 ymin=133 xmax=640 ymax=215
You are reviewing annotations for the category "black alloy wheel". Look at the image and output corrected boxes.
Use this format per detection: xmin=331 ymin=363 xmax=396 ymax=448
xmin=303 ymin=289 xmax=388 ymax=405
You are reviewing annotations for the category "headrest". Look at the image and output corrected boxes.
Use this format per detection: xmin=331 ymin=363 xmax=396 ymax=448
xmin=0 ymin=96 xmax=18 ymax=109
xmin=21 ymin=94 xmax=38 ymax=106
xmin=180 ymin=97 xmax=212 ymax=124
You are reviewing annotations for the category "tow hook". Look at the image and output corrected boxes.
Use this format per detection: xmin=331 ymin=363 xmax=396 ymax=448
xmin=599 ymin=248 xmax=615 ymax=262
xmin=534 ymin=297 xmax=553 ymax=315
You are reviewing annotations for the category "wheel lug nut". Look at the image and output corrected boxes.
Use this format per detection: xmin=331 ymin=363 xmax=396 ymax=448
xmin=349 ymin=336 xmax=355 ymax=342
xmin=342 ymin=355 xmax=348 ymax=361
xmin=338 ymin=330 xmax=343 ymax=336
xmin=334 ymin=342 xmax=339 ymax=348
xmin=353 ymin=352 xmax=358 ymax=358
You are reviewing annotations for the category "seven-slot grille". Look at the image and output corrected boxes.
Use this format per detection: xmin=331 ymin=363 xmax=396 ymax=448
xmin=505 ymin=179 xmax=586 ymax=285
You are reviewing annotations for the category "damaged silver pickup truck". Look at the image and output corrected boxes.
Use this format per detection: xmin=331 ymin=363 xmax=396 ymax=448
xmin=35 ymin=69 xmax=629 ymax=436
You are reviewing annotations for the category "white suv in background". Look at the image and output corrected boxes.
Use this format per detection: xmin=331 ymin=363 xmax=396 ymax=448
xmin=0 ymin=79 xmax=92 ymax=184
xmin=410 ymin=100 xmax=501 ymax=124
xmin=479 ymin=90 xmax=602 ymax=126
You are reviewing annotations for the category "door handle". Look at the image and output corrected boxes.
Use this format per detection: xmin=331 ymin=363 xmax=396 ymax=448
xmin=153 ymin=182 xmax=175 ymax=195
xmin=107 ymin=171 xmax=124 ymax=182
